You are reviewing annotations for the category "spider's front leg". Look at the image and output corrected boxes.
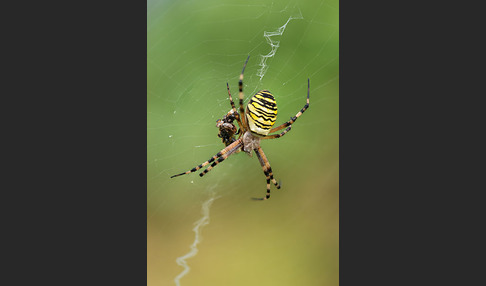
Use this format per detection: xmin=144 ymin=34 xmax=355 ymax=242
xmin=252 ymin=146 xmax=281 ymax=200
xmin=198 ymin=139 xmax=242 ymax=177
xmin=171 ymin=139 xmax=242 ymax=178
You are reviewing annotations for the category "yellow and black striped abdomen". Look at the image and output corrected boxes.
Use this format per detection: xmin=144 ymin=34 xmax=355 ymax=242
xmin=246 ymin=90 xmax=278 ymax=136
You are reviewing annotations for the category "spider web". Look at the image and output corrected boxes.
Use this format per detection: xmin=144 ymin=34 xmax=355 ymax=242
xmin=147 ymin=0 xmax=339 ymax=285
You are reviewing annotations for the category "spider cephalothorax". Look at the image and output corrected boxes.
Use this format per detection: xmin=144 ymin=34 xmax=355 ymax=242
xmin=171 ymin=56 xmax=310 ymax=200
xmin=242 ymin=130 xmax=260 ymax=155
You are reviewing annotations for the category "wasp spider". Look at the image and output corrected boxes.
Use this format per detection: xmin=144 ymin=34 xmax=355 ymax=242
xmin=171 ymin=56 xmax=310 ymax=200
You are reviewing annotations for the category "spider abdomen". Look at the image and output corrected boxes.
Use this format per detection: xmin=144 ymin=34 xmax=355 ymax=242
xmin=245 ymin=90 xmax=277 ymax=136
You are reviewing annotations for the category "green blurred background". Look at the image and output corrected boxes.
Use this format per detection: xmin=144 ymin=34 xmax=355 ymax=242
xmin=148 ymin=0 xmax=338 ymax=285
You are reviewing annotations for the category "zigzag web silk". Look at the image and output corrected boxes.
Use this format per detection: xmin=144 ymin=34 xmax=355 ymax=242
xmin=172 ymin=15 xmax=303 ymax=286
xmin=174 ymin=189 xmax=220 ymax=286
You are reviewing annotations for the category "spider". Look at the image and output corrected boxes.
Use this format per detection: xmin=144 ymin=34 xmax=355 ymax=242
xmin=171 ymin=55 xmax=310 ymax=200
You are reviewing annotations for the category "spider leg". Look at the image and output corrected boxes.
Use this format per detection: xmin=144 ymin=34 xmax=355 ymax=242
xmin=252 ymin=146 xmax=281 ymax=200
xmin=226 ymin=82 xmax=237 ymax=112
xmin=199 ymin=139 xmax=242 ymax=177
xmin=261 ymin=125 xmax=292 ymax=140
xmin=238 ymin=55 xmax=250 ymax=131
xmin=170 ymin=139 xmax=242 ymax=178
xmin=269 ymin=78 xmax=310 ymax=133
xmin=226 ymin=82 xmax=244 ymax=132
